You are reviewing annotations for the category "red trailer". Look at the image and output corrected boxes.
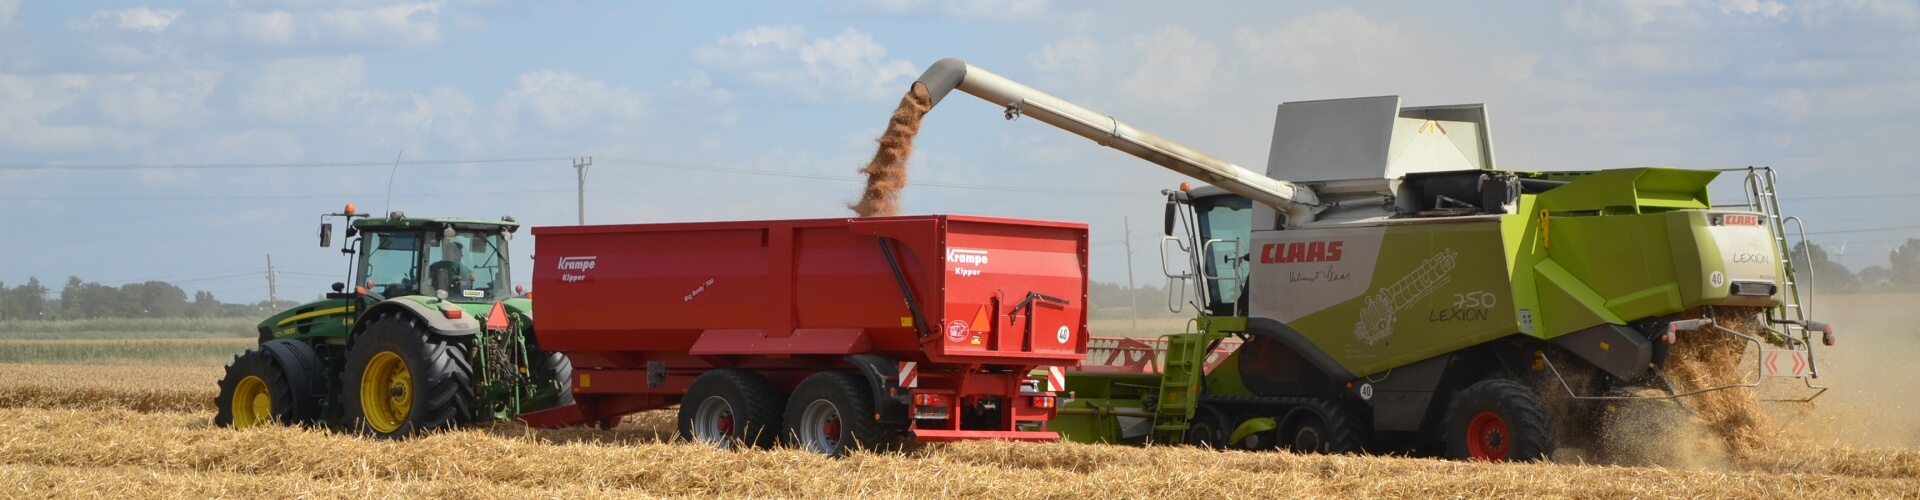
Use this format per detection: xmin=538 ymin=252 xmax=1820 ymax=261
xmin=518 ymin=214 xmax=1089 ymax=455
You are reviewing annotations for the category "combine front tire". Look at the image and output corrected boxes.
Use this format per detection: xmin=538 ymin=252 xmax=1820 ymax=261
xmin=679 ymin=369 xmax=784 ymax=449
xmin=213 ymin=340 xmax=325 ymax=428
xmin=1443 ymin=379 xmax=1553 ymax=462
xmin=783 ymin=371 xmax=889 ymax=457
xmin=341 ymin=314 xmax=475 ymax=439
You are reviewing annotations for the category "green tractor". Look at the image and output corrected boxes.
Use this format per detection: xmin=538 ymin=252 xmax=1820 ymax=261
xmin=214 ymin=205 xmax=572 ymax=437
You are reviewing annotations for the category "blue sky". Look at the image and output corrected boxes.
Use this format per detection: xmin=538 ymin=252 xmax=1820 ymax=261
xmin=1 ymin=0 xmax=1916 ymax=303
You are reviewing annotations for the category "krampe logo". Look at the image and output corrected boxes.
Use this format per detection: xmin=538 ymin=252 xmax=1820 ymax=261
xmin=557 ymin=256 xmax=597 ymax=271
xmin=947 ymin=249 xmax=989 ymax=266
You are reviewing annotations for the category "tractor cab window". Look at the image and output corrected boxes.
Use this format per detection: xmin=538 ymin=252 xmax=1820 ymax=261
xmin=425 ymin=229 xmax=509 ymax=302
xmin=1194 ymin=195 xmax=1252 ymax=316
xmin=360 ymin=232 xmax=421 ymax=297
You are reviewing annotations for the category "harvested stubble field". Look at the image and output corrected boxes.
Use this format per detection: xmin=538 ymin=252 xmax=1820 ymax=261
xmin=0 ymin=295 xmax=1916 ymax=498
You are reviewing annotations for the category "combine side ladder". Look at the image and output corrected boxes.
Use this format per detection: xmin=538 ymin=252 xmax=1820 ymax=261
xmin=1724 ymin=167 xmax=1826 ymax=388
xmin=1147 ymin=328 xmax=1209 ymax=444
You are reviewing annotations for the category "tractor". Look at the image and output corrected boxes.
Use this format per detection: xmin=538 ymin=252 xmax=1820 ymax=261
xmin=213 ymin=204 xmax=572 ymax=437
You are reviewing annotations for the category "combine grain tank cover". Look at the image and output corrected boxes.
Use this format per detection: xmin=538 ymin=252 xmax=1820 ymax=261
xmin=1267 ymin=96 xmax=1496 ymax=182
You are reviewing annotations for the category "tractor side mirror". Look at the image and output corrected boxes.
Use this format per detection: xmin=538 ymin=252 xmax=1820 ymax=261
xmin=332 ymin=282 xmax=346 ymax=292
xmin=320 ymin=223 xmax=334 ymax=247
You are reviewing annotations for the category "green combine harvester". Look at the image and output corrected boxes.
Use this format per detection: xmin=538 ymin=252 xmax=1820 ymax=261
xmin=213 ymin=205 xmax=572 ymax=437
xmin=913 ymin=58 xmax=1834 ymax=461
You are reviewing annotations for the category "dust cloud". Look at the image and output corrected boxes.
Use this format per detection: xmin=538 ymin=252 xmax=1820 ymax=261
xmin=851 ymin=83 xmax=932 ymax=217
xmin=1571 ymin=298 xmax=1920 ymax=470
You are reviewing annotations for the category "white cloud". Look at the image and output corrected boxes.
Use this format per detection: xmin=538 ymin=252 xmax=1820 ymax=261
xmin=695 ymin=26 xmax=916 ymax=102
xmin=200 ymin=2 xmax=445 ymax=49
xmin=494 ymin=70 xmax=647 ymax=132
xmin=0 ymin=0 xmax=17 ymax=27
xmin=1720 ymin=0 xmax=1788 ymax=17
xmin=75 ymin=7 xmax=184 ymax=33
xmin=1118 ymin=27 xmax=1218 ymax=108
xmin=240 ymin=57 xmax=374 ymax=124
xmin=831 ymin=0 xmax=1053 ymax=22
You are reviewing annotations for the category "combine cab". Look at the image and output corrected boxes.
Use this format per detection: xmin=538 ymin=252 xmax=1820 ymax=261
xmin=213 ymin=205 xmax=570 ymax=437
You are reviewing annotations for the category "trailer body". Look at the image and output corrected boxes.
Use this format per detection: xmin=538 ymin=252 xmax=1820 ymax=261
xmin=520 ymin=214 xmax=1089 ymax=444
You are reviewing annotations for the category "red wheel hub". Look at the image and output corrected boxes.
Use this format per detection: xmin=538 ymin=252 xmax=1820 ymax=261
xmin=822 ymin=415 xmax=841 ymax=441
xmin=1467 ymin=411 xmax=1510 ymax=462
xmin=716 ymin=412 xmax=735 ymax=436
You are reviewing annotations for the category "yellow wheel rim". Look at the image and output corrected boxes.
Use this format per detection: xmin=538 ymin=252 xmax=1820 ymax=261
xmin=360 ymin=351 xmax=413 ymax=433
xmin=232 ymin=375 xmax=272 ymax=429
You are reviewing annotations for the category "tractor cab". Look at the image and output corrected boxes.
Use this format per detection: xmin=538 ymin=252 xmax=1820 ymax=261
xmin=321 ymin=205 xmax=520 ymax=303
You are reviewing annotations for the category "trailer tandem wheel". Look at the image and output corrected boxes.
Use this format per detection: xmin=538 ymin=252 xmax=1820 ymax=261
xmin=784 ymin=371 xmax=891 ymax=457
xmin=679 ymin=369 xmax=785 ymax=449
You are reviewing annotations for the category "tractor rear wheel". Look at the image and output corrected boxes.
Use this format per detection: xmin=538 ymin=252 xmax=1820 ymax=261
xmin=213 ymin=340 xmax=324 ymax=428
xmin=1443 ymin=379 xmax=1553 ymax=462
xmin=783 ymin=371 xmax=890 ymax=457
xmin=678 ymin=369 xmax=784 ymax=449
xmin=340 ymin=313 xmax=475 ymax=439
xmin=1283 ymin=400 xmax=1366 ymax=454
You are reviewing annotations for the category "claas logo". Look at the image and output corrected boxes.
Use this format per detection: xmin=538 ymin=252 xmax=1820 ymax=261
xmin=1260 ymin=241 xmax=1344 ymax=264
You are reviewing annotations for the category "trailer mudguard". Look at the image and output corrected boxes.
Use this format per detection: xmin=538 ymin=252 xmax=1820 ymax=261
xmin=845 ymin=353 xmax=911 ymax=426
xmin=354 ymin=299 xmax=480 ymax=337
xmin=1551 ymin=323 xmax=1653 ymax=381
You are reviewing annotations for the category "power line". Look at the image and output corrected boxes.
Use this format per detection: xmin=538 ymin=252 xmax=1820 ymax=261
xmin=0 ymin=189 xmax=573 ymax=201
xmin=0 ymin=157 xmax=573 ymax=170
xmin=598 ymin=156 xmax=1141 ymax=197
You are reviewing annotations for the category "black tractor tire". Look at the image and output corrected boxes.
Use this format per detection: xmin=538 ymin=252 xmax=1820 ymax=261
xmin=782 ymin=371 xmax=894 ymax=457
xmin=525 ymin=332 xmax=574 ymax=410
xmin=1183 ymin=404 xmax=1234 ymax=449
xmin=213 ymin=340 xmax=325 ymax=428
xmin=678 ymin=368 xmax=785 ymax=449
xmin=1282 ymin=400 xmax=1367 ymax=454
xmin=340 ymin=313 xmax=475 ymax=439
xmin=1443 ymin=379 xmax=1554 ymax=462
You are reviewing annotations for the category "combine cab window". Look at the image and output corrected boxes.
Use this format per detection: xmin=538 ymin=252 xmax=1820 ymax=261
xmin=361 ymin=232 xmax=421 ymax=297
xmin=1195 ymin=195 xmax=1252 ymax=316
xmin=426 ymin=230 xmax=510 ymax=302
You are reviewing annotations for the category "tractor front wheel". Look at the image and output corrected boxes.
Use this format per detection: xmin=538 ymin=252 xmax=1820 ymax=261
xmin=341 ymin=313 xmax=475 ymax=439
xmin=1443 ymin=379 xmax=1553 ymax=462
xmin=213 ymin=340 xmax=324 ymax=428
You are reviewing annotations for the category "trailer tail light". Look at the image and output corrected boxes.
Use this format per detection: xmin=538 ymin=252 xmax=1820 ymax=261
xmin=1029 ymin=395 xmax=1056 ymax=409
xmin=912 ymin=393 xmax=950 ymax=420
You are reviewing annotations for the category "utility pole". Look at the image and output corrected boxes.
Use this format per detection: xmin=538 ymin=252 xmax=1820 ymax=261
xmin=1123 ymin=216 xmax=1139 ymax=332
xmin=574 ymin=156 xmax=593 ymax=225
xmin=266 ymin=253 xmax=279 ymax=308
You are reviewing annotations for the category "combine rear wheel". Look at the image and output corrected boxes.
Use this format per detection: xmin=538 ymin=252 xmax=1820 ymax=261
xmin=1443 ymin=379 xmax=1553 ymax=462
xmin=679 ymin=369 xmax=784 ymax=449
xmin=1282 ymin=400 xmax=1366 ymax=454
xmin=783 ymin=371 xmax=889 ymax=457
xmin=341 ymin=314 xmax=475 ymax=439
xmin=214 ymin=340 xmax=324 ymax=428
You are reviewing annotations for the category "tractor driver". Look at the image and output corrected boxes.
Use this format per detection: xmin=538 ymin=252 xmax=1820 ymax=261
xmin=428 ymin=241 xmax=476 ymax=294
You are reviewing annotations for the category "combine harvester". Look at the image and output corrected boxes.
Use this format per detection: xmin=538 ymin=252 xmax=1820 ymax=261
xmin=908 ymin=58 xmax=1836 ymax=461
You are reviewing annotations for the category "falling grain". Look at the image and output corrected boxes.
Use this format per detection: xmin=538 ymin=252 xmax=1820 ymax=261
xmin=850 ymin=83 xmax=932 ymax=217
